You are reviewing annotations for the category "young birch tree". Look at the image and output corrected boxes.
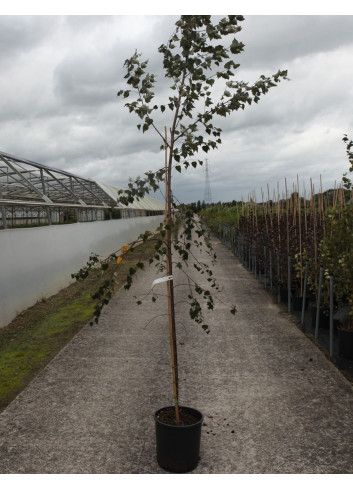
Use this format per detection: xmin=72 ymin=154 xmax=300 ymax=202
xmin=75 ymin=15 xmax=288 ymax=423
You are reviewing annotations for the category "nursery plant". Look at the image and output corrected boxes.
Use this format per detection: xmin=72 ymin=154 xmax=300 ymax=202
xmin=320 ymin=135 xmax=353 ymax=330
xmin=204 ymin=134 xmax=352 ymax=336
xmin=73 ymin=15 xmax=287 ymax=472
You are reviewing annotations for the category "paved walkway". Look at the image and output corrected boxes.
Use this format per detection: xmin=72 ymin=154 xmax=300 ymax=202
xmin=0 ymin=234 xmax=353 ymax=473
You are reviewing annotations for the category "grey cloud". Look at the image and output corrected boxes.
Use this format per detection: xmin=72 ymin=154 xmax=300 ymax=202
xmin=0 ymin=16 xmax=59 ymax=66
xmin=63 ymin=15 xmax=114 ymax=31
xmin=1 ymin=15 xmax=353 ymax=204
xmin=52 ymin=15 xmax=176 ymax=109
xmin=53 ymin=50 xmax=120 ymax=108
xmin=238 ymin=16 xmax=353 ymax=69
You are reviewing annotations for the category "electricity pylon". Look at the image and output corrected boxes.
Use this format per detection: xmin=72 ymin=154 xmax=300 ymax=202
xmin=203 ymin=158 xmax=212 ymax=205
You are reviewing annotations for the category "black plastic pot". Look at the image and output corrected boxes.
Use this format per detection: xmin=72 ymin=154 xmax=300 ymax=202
xmin=279 ymin=288 xmax=290 ymax=304
xmin=311 ymin=306 xmax=341 ymax=331
xmin=292 ymin=296 xmax=309 ymax=311
xmin=311 ymin=306 xmax=330 ymax=329
xmin=338 ymin=327 xmax=353 ymax=360
xmin=154 ymin=406 xmax=203 ymax=473
xmin=279 ymin=288 xmax=296 ymax=304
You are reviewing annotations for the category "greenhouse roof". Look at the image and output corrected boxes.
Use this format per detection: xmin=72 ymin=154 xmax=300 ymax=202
xmin=0 ymin=150 xmax=164 ymax=211
xmin=97 ymin=182 xmax=165 ymax=211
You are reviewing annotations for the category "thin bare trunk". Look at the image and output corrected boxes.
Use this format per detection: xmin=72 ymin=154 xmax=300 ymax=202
xmin=164 ymin=127 xmax=180 ymax=424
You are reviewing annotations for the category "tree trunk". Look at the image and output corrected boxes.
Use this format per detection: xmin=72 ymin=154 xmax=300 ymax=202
xmin=164 ymin=127 xmax=180 ymax=424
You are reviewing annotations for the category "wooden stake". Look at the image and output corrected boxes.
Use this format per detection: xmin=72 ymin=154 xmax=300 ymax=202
xmin=303 ymin=181 xmax=307 ymax=235
xmin=267 ymin=184 xmax=272 ymax=227
xmin=333 ymin=181 xmax=338 ymax=210
xmin=311 ymin=179 xmax=318 ymax=286
xmin=164 ymin=127 xmax=180 ymax=424
xmin=297 ymin=175 xmax=303 ymax=295
xmin=277 ymin=182 xmax=281 ymax=253
xmin=285 ymin=178 xmax=289 ymax=255
xmin=320 ymin=175 xmax=325 ymax=237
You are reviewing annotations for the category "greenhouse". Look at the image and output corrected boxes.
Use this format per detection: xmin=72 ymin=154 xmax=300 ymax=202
xmin=0 ymin=150 xmax=164 ymax=229
xmin=0 ymin=150 xmax=165 ymax=328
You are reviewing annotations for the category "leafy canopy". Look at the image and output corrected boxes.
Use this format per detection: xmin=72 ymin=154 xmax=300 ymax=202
xmin=117 ymin=15 xmax=288 ymax=205
xmin=74 ymin=16 xmax=288 ymax=331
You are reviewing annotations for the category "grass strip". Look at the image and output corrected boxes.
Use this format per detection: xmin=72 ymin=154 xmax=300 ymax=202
xmin=0 ymin=235 xmax=159 ymax=412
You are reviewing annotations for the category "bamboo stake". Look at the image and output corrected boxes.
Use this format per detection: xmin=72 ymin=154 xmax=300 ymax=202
xmin=285 ymin=178 xmax=290 ymax=255
xmin=254 ymin=190 xmax=258 ymax=230
xmin=292 ymin=181 xmax=297 ymax=230
xmin=277 ymin=182 xmax=281 ymax=253
xmin=262 ymin=187 xmax=269 ymax=242
xmin=297 ymin=175 xmax=303 ymax=295
xmin=303 ymin=181 xmax=307 ymax=235
xmin=267 ymin=184 xmax=273 ymax=230
xmin=320 ymin=175 xmax=325 ymax=237
xmin=342 ymin=185 xmax=347 ymax=210
xmin=337 ymin=185 xmax=341 ymax=214
xmin=333 ymin=183 xmax=337 ymax=208
xmin=164 ymin=127 xmax=180 ymax=424
xmin=311 ymin=179 xmax=318 ymax=289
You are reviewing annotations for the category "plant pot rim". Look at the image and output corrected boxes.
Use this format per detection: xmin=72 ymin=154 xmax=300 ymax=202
xmin=154 ymin=406 xmax=203 ymax=428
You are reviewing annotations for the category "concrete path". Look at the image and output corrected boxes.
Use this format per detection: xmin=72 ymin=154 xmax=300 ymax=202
xmin=0 ymin=234 xmax=353 ymax=473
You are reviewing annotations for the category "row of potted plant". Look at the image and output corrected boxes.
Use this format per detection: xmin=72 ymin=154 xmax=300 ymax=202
xmin=200 ymin=135 xmax=353 ymax=359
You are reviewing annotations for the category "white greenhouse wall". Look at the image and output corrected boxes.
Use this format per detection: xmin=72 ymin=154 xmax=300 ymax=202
xmin=0 ymin=216 xmax=163 ymax=328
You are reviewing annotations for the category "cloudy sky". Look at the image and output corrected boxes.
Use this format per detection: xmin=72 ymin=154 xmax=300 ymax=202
xmin=1 ymin=4 xmax=353 ymax=204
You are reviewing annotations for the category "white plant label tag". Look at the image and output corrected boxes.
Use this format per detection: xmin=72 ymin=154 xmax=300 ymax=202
xmin=152 ymin=275 xmax=173 ymax=287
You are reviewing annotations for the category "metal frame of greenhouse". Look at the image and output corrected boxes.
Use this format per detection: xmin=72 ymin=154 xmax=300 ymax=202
xmin=0 ymin=150 xmax=164 ymax=229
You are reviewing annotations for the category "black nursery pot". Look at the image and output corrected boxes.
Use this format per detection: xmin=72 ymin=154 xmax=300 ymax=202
xmin=338 ymin=327 xmax=353 ymax=360
xmin=154 ymin=406 xmax=203 ymax=473
xmin=292 ymin=296 xmax=309 ymax=311
xmin=279 ymin=288 xmax=290 ymax=304
xmin=279 ymin=288 xmax=296 ymax=304
xmin=311 ymin=306 xmax=330 ymax=329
